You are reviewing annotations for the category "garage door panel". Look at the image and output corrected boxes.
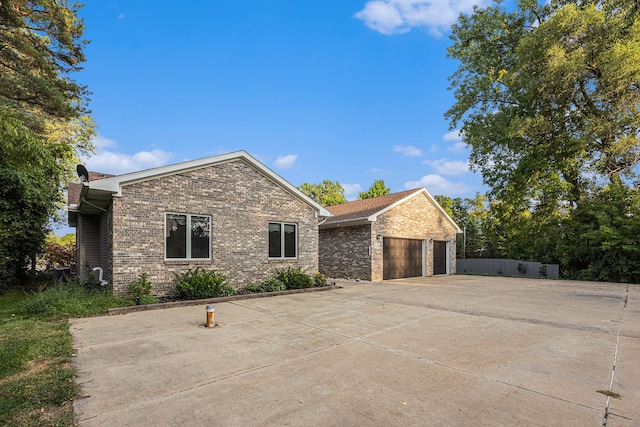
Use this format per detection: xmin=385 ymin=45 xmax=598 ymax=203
xmin=383 ymin=238 xmax=423 ymax=280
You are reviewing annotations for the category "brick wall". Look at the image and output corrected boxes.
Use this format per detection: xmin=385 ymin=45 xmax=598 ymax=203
xmin=319 ymin=224 xmax=371 ymax=280
xmin=110 ymin=159 xmax=319 ymax=295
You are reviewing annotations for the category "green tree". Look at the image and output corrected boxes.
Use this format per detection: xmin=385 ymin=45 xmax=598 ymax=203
xmin=1 ymin=0 xmax=90 ymax=124
xmin=557 ymin=178 xmax=640 ymax=283
xmin=0 ymin=0 xmax=95 ymax=175
xmin=358 ymin=179 xmax=390 ymax=200
xmin=447 ymin=0 xmax=640 ymax=209
xmin=435 ymin=194 xmax=489 ymax=258
xmin=0 ymin=111 xmax=63 ymax=286
xmin=298 ymin=180 xmax=346 ymax=206
xmin=446 ymin=0 xmax=640 ymax=273
xmin=0 ymin=1 xmax=94 ymax=286
xmin=37 ymin=233 xmax=77 ymax=272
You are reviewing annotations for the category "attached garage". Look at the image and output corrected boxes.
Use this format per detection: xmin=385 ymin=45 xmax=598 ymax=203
xmin=319 ymin=188 xmax=461 ymax=282
xmin=383 ymin=238 xmax=424 ymax=280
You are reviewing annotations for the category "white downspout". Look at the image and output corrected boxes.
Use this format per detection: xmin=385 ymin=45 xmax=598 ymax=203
xmin=92 ymin=267 xmax=108 ymax=287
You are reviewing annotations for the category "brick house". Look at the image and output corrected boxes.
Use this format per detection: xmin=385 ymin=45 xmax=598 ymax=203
xmin=318 ymin=188 xmax=461 ymax=281
xmin=68 ymin=151 xmax=331 ymax=295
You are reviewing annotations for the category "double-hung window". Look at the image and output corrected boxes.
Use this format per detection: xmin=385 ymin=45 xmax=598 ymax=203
xmin=268 ymin=222 xmax=297 ymax=258
xmin=165 ymin=213 xmax=211 ymax=260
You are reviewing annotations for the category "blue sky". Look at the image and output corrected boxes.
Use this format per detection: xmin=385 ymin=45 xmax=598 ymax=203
xmin=71 ymin=0 xmax=490 ymax=212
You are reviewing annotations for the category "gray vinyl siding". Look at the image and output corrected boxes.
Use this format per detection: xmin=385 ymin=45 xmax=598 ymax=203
xmin=78 ymin=214 xmax=101 ymax=281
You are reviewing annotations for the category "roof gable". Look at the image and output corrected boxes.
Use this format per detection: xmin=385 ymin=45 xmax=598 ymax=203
xmin=319 ymin=188 xmax=461 ymax=232
xmin=323 ymin=189 xmax=421 ymax=224
xmin=68 ymin=150 xmax=331 ymax=217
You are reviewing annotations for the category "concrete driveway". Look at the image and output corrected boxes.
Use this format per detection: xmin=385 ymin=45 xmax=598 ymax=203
xmin=70 ymin=276 xmax=640 ymax=426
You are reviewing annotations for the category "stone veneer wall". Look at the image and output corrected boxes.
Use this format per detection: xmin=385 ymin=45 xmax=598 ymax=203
xmin=371 ymin=192 xmax=458 ymax=282
xmin=319 ymin=224 xmax=371 ymax=280
xmin=109 ymin=159 xmax=319 ymax=295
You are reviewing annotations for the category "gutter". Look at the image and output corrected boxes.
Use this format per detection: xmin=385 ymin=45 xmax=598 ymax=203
xmin=81 ymin=196 xmax=108 ymax=213
xmin=318 ymin=216 xmax=374 ymax=229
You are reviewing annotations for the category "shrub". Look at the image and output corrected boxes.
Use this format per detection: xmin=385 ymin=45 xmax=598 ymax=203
xmin=313 ymin=273 xmax=327 ymax=287
xmin=139 ymin=295 xmax=159 ymax=304
xmin=539 ymin=265 xmax=548 ymax=278
xmin=242 ymin=284 xmax=259 ymax=294
xmin=127 ymin=272 xmax=153 ymax=299
xmin=173 ymin=267 xmax=235 ymax=300
xmin=275 ymin=267 xmax=313 ymax=290
xmin=517 ymin=263 xmax=528 ymax=275
xmin=257 ymin=278 xmax=286 ymax=293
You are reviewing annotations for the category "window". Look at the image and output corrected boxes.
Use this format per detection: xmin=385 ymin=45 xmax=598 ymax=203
xmin=165 ymin=213 xmax=211 ymax=260
xmin=269 ymin=222 xmax=297 ymax=258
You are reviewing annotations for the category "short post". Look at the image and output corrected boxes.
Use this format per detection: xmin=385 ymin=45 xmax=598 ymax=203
xmin=206 ymin=304 xmax=215 ymax=328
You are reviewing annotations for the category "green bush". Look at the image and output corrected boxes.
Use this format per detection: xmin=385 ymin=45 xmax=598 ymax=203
xmin=139 ymin=295 xmax=159 ymax=304
xmin=173 ymin=267 xmax=235 ymax=300
xmin=275 ymin=267 xmax=313 ymax=290
xmin=313 ymin=272 xmax=327 ymax=287
xmin=21 ymin=279 xmax=132 ymax=319
xmin=242 ymin=284 xmax=259 ymax=293
xmin=257 ymin=278 xmax=286 ymax=293
xmin=127 ymin=272 xmax=153 ymax=299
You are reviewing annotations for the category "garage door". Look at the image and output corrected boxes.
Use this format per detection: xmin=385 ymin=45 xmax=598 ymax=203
xmin=383 ymin=238 xmax=423 ymax=280
xmin=433 ymin=241 xmax=447 ymax=275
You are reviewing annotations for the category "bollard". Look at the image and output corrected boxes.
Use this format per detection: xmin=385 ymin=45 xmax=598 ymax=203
xmin=206 ymin=304 xmax=215 ymax=328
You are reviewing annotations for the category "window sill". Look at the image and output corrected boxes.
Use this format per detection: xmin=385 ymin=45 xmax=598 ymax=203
xmin=163 ymin=259 xmax=212 ymax=264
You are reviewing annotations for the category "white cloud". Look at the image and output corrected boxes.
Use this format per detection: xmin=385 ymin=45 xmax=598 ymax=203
xmin=274 ymin=154 xmax=297 ymax=169
xmin=92 ymin=135 xmax=118 ymax=149
xmin=118 ymin=13 xmax=126 ymax=19
xmin=423 ymin=159 xmax=469 ymax=175
xmin=447 ymin=141 xmax=467 ymax=153
xmin=355 ymin=1 xmax=407 ymax=35
xmin=82 ymin=135 xmax=174 ymax=175
xmin=404 ymin=174 xmax=471 ymax=195
xmin=355 ymin=0 xmax=490 ymax=36
xmin=342 ymin=183 xmax=363 ymax=201
xmin=443 ymin=130 xmax=462 ymax=141
xmin=443 ymin=130 xmax=468 ymax=153
xmin=393 ymin=144 xmax=423 ymax=157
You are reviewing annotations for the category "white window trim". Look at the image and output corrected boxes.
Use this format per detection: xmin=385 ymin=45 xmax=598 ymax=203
xmin=268 ymin=222 xmax=298 ymax=259
xmin=164 ymin=212 xmax=212 ymax=261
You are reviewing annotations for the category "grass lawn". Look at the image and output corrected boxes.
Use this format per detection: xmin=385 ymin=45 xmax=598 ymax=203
xmin=0 ymin=283 xmax=132 ymax=426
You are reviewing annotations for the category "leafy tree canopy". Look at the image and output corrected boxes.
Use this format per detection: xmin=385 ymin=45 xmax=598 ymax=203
xmin=445 ymin=0 xmax=640 ymax=281
xmin=298 ymin=180 xmax=346 ymax=206
xmin=0 ymin=0 xmax=94 ymax=175
xmin=1 ymin=0 xmax=90 ymax=123
xmin=0 ymin=1 xmax=94 ymax=286
xmin=558 ymin=177 xmax=640 ymax=283
xmin=358 ymin=179 xmax=390 ymax=200
xmin=0 ymin=110 xmax=63 ymax=285
xmin=447 ymin=0 xmax=640 ymax=210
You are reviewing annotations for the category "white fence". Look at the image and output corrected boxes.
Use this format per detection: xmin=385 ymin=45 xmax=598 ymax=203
xmin=456 ymin=258 xmax=559 ymax=279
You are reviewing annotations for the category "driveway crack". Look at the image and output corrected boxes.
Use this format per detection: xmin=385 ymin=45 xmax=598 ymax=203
xmin=601 ymin=284 xmax=628 ymax=427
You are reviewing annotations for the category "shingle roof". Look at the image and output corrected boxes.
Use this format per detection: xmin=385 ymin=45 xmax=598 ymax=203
xmin=321 ymin=188 xmax=423 ymax=225
xmin=67 ymin=172 xmax=115 ymax=206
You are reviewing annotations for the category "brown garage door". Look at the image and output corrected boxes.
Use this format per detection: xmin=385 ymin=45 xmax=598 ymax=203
xmin=433 ymin=241 xmax=447 ymax=275
xmin=383 ymin=238 xmax=423 ymax=280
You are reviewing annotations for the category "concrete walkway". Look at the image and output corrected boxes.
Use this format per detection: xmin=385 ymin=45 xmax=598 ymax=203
xmin=70 ymin=276 xmax=640 ymax=426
